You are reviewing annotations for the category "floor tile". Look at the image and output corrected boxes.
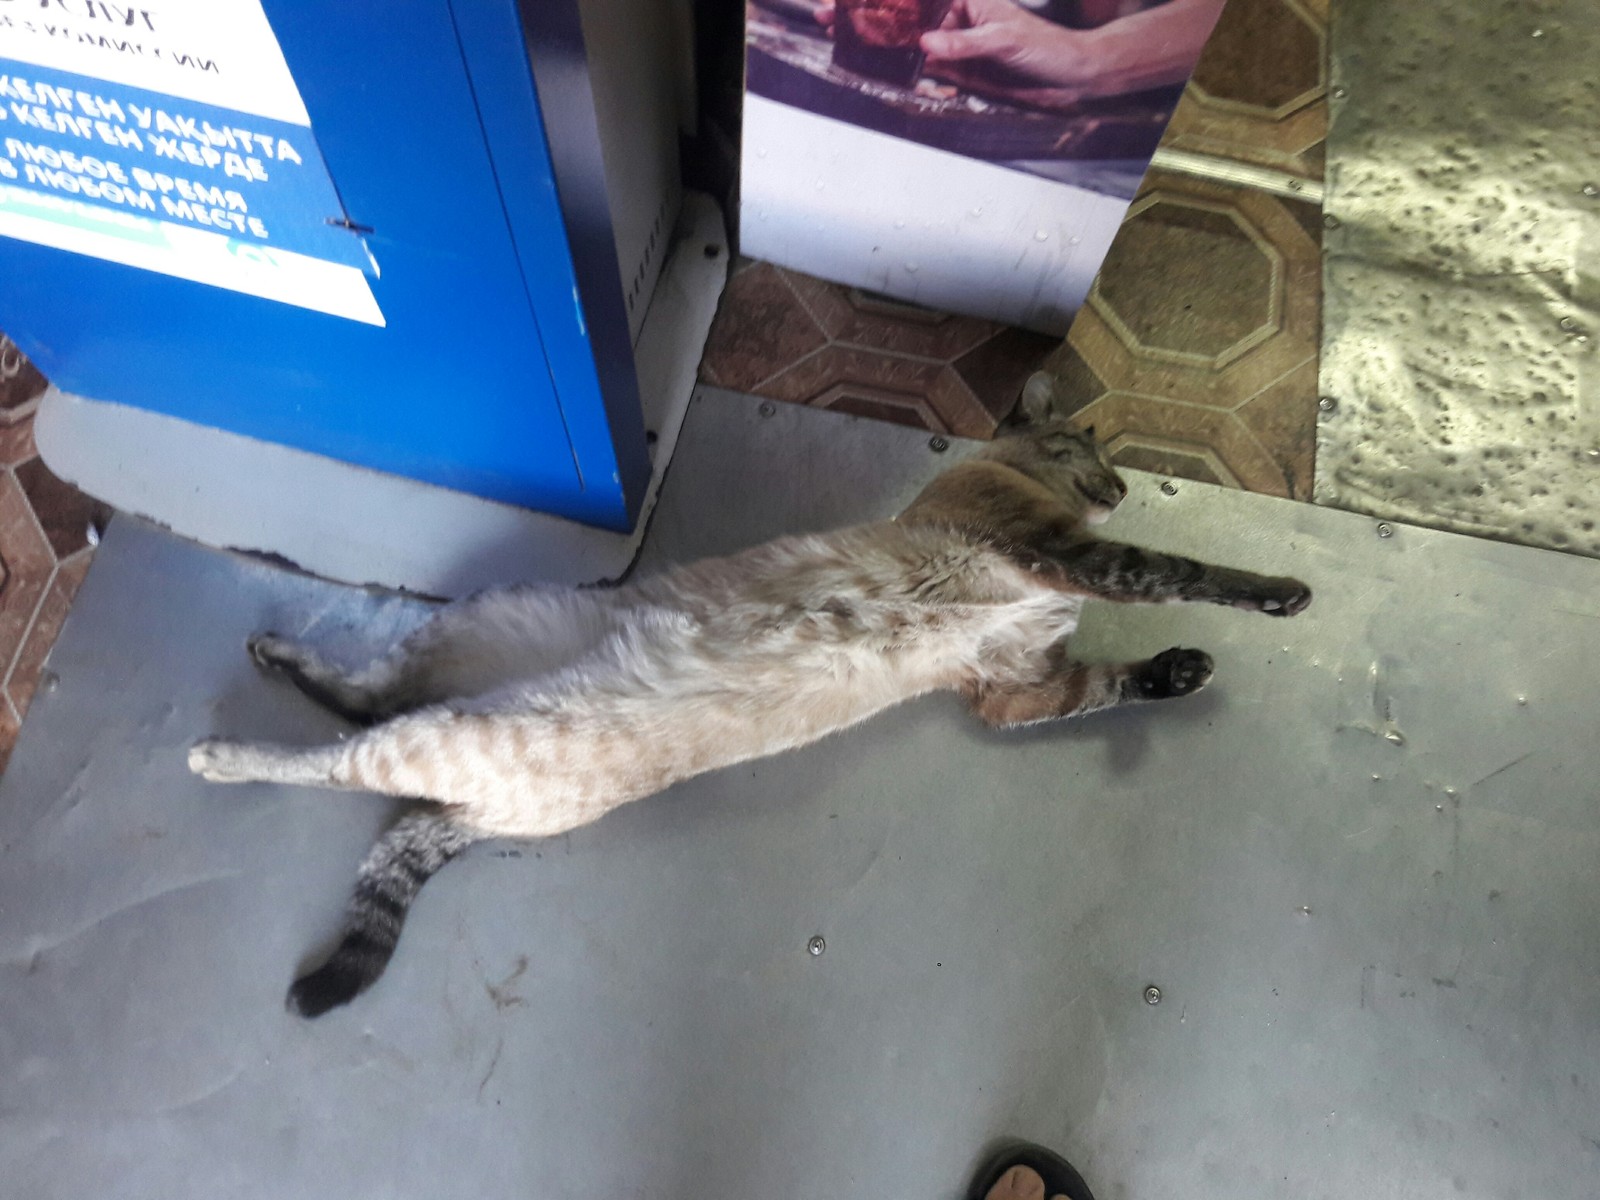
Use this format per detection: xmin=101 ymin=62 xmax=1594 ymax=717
xmin=0 ymin=470 xmax=57 ymax=683
xmin=699 ymin=263 xmax=1056 ymax=439
xmin=1159 ymin=0 xmax=1329 ymax=181
xmin=1043 ymin=168 xmax=1323 ymax=499
xmin=6 ymin=558 xmax=77 ymax=717
xmin=16 ymin=458 xmax=113 ymax=560
xmin=697 ymin=261 xmax=828 ymax=393
xmin=0 ymin=333 xmax=47 ymax=418
xmin=0 ymin=336 xmax=108 ymax=775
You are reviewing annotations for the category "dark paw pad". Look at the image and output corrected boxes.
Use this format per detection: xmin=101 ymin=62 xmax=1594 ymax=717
xmin=1251 ymin=578 xmax=1312 ymax=617
xmin=1137 ymin=648 xmax=1214 ymax=699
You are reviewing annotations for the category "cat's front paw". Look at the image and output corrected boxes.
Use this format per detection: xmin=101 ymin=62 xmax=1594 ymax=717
xmin=1136 ymin=647 xmax=1214 ymax=699
xmin=1240 ymin=577 xmax=1312 ymax=617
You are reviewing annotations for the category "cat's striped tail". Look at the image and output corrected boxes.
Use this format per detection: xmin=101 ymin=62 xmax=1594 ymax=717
xmin=288 ymin=809 xmax=478 ymax=1018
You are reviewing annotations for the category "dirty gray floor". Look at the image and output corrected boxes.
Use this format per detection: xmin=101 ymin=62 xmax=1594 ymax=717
xmin=2 ymin=389 xmax=1597 ymax=1199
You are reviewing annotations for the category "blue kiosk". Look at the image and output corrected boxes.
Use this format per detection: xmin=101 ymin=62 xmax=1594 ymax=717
xmin=0 ymin=0 xmax=717 ymax=586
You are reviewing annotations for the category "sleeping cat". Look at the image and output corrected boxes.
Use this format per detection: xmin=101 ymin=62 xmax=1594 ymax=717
xmin=188 ymin=373 xmax=1311 ymax=1017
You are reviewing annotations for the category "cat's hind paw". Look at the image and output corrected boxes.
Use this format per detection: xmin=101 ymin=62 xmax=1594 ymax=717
xmin=1136 ymin=647 xmax=1214 ymax=699
xmin=188 ymin=737 xmax=249 ymax=783
xmin=247 ymin=632 xmax=298 ymax=672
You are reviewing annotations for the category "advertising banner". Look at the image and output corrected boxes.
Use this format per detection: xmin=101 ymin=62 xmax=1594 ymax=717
xmin=741 ymin=0 xmax=1225 ymax=333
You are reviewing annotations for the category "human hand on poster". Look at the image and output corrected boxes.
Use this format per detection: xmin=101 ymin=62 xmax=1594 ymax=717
xmin=919 ymin=0 xmax=1225 ymax=108
xmin=816 ymin=0 xmax=1224 ymax=110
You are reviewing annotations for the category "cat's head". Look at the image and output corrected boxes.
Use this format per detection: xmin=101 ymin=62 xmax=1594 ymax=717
xmin=985 ymin=372 xmax=1128 ymax=525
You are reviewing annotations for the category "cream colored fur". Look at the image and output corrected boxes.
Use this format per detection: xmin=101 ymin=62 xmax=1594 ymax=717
xmin=192 ymin=522 xmax=1085 ymax=838
xmin=189 ymin=376 xmax=1310 ymax=846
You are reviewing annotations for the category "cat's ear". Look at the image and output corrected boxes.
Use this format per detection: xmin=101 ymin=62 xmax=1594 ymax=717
xmin=1013 ymin=371 xmax=1060 ymax=426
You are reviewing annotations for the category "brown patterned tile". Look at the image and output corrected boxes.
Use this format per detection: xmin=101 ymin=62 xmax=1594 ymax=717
xmin=0 ymin=334 xmax=47 ymax=417
xmin=697 ymin=262 xmax=828 ymax=392
xmin=953 ymin=327 xmax=1072 ymax=424
xmin=925 ymin=369 xmax=1004 ymax=441
xmin=1076 ymin=391 xmax=1292 ymax=496
xmin=0 ymin=345 xmax=107 ymax=777
xmin=1159 ymin=0 xmax=1328 ymax=180
xmin=1036 ymin=159 xmax=1321 ymax=503
xmin=6 ymin=561 xmax=75 ymax=716
xmin=1095 ymin=199 xmax=1279 ymax=366
xmin=1074 ymin=172 xmax=1319 ymax=409
xmin=1110 ymin=443 xmax=1232 ymax=488
xmin=700 ymin=260 xmax=1053 ymax=439
xmin=1038 ymin=338 xmax=1110 ymax=421
xmin=760 ymin=345 xmax=954 ymax=432
xmin=1190 ymin=0 xmax=1323 ymax=112
xmin=780 ymin=271 xmax=999 ymax=360
xmin=0 ymin=471 xmax=55 ymax=682
xmin=1283 ymin=189 xmax=1326 ymax=249
xmin=1235 ymin=359 xmax=1319 ymax=500
xmin=0 ymin=419 xmax=36 ymax=467
xmin=15 ymin=457 xmax=113 ymax=560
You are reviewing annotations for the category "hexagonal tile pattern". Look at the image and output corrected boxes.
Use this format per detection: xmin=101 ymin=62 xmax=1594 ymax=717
xmin=698 ymin=260 xmax=1057 ymax=438
xmin=1094 ymin=198 xmax=1281 ymax=367
xmin=0 ymin=334 xmax=106 ymax=776
xmin=0 ymin=332 xmax=47 ymax=418
xmin=1160 ymin=0 xmax=1328 ymax=181
xmin=1042 ymin=168 xmax=1322 ymax=501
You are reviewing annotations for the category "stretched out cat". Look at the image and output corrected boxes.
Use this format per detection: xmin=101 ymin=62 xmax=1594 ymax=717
xmin=189 ymin=374 xmax=1311 ymax=1017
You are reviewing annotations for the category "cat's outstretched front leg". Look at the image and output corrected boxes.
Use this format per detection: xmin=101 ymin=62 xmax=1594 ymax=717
xmin=1038 ymin=538 xmax=1312 ymax=615
xmin=966 ymin=647 xmax=1213 ymax=728
xmin=247 ymin=633 xmax=404 ymax=725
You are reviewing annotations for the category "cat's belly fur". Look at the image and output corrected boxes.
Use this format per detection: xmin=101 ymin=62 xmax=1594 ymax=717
xmin=332 ymin=584 xmax=1085 ymax=839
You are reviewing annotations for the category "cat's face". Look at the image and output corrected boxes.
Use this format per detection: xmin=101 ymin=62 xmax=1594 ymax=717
xmin=1006 ymin=420 xmax=1128 ymax=524
xmin=988 ymin=373 xmax=1128 ymax=524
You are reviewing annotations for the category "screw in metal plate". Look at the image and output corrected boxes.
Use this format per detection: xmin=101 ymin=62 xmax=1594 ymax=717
xmin=1584 ymin=183 xmax=1600 ymax=198
xmin=1143 ymin=985 xmax=1162 ymax=1006
xmin=1323 ymin=214 xmax=1340 ymax=230
xmin=1376 ymin=522 xmax=1394 ymax=538
xmin=1331 ymin=85 xmax=1348 ymax=100
xmin=807 ymin=935 xmax=826 ymax=957
xmin=929 ymin=436 xmax=950 ymax=453
xmin=758 ymin=401 xmax=777 ymax=419
xmin=1160 ymin=481 xmax=1178 ymax=496
xmin=1586 ymin=448 xmax=1600 ymax=461
xmin=1560 ymin=316 xmax=1578 ymax=332
xmin=1317 ymin=395 xmax=1337 ymax=413
xmin=1531 ymin=27 xmax=1544 ymax=37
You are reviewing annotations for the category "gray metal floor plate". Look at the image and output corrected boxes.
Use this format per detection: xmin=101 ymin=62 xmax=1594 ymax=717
xmin=2 ymin=389 xmax=1597 ymax=1199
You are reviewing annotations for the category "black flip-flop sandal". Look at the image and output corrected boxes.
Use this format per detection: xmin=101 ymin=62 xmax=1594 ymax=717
xmin=965 ymin=1139 xmax=1098 ymax=1200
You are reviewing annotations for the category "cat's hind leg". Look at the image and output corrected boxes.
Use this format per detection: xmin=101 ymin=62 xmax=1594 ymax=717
xmin=249 ymin=585 xmax=624 ymax=723
xmin=967 ymin=647 xmax=1213 ymax=728
xmin=248 ymin=633 xmax=403 ymax=725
